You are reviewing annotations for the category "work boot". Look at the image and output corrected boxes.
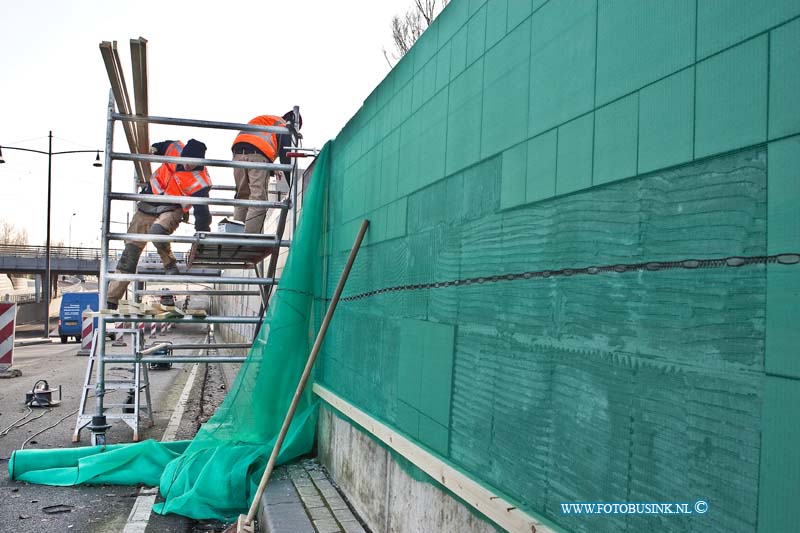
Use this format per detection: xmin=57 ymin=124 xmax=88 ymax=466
xmin=107 ymin=301 xmax=118 ymax=311
xmin=164 ymin=263 xmax=180 ymax=276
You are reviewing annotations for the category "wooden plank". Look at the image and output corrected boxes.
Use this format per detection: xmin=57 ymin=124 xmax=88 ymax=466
xmin=99 ymin=41 xmax=146 ymax=185
xmin=110 ymin=41 xmax=148 ymax=185
xmin=312 ymin=383 xmax=555 ymax=533
xmin=130 ymin=37 xmax=152 ymax=180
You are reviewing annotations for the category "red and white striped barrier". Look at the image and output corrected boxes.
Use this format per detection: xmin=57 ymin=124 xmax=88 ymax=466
xmin=78 ymin=307 xmax=94 ymax=355
xmin=111 ymin=321 xmax=127 ymax=347
xmin=0 ymin=301 xmax=17 ymax=372
xmin=150 ymin=322 xmax=157 ymax=337
xmin=159 ymin=322 xmax=168 ymax=336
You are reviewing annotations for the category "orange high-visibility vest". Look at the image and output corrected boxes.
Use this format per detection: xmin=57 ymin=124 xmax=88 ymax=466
xmin=149 ymin=141 xmax=184 ymax=195
xmin=231 ymin=115 xmax=287 ymax=161
xmin=173 ymin=168 xmax=212 ymax=196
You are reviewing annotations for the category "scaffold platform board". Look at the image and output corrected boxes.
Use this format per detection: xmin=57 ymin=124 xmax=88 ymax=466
xmin=188 ymin=232 xmax=276 ymax=268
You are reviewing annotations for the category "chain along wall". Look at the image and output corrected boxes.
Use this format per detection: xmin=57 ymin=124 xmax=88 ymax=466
xmin=316 ymin=1 xmax=800 ymax=531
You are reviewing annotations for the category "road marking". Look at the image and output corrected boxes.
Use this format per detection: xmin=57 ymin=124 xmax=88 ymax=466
xmin=123 ymin=362 xmax=200 ymax=533
xmin=162 ymin=363 xmax=200 ymax=442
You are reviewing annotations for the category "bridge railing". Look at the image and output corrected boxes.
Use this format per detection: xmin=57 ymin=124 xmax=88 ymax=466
xmin=0 ymin=244 xmax=188 ymax=264
xmin=0 ymin=292 xmax=37 ymax=304
xmin=0 ymin=244 xmax=105 ymax=261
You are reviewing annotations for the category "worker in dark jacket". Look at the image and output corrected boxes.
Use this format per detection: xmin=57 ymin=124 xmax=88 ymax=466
xmin=164 ymin=139 xmax=213 ymax=232
xmin=106 ymin=139 xmax=208 ymax=309
xmin=230 ymin=111 xmax=300 ymax=233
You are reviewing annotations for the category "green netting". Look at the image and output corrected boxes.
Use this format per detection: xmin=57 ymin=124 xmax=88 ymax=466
xmin=307 ymin=1 xmax=800 ymax=530
xmin=8 ymin=142 xmax=332 ymax=522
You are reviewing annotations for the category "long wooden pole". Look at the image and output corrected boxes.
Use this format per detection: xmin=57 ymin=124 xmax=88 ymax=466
xmin=243 ymin=219 xmax=370 ymax=525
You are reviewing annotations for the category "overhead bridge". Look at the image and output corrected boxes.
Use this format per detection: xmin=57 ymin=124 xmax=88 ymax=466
xmin=0 ymin=244 xmax=108 ymax=275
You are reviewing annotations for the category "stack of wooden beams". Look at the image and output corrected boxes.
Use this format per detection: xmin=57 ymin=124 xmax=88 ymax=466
xmin=99 ymin=37 xmax=152 ymax=185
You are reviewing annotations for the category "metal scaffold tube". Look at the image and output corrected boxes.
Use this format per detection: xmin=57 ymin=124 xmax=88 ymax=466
xmin=95 ymin=91 xmax=116 ymax=433
xmin=111 ymin=112 xmax=291 ymax=134
xmin=105 ymin=357 xmax=247 ymax=364
xmin=111 ymin=151 xmax=293 ymax=172
xmin=158 ymin=343 xmax=252 ymax=350
xmin=135 ymin=290 xmax=261 ymax=296
xmin=106 ymin=273 xmax=278 ymax=285
xmin=108 ymin=191 xmax=287 ymax=208
xmin=101 ymin=315 xmax=262 ymax=324
xmin=106 ymin=232 xmax=290 ymax=247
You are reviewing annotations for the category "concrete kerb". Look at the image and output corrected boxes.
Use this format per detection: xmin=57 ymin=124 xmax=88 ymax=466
xmin=14 ymin=338 xmax=53 ymax=347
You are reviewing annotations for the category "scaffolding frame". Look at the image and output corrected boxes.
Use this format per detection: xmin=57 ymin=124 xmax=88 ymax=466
xmin=78 ymin=93 xmax=302 ymax=444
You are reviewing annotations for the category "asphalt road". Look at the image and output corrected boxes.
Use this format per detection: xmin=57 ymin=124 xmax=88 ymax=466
xmin=0 ymin=321 xmax=213 ymax=532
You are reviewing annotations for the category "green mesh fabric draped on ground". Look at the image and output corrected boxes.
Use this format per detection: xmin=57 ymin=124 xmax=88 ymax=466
xmin=8 ymin=142 xmax=332 ymax=521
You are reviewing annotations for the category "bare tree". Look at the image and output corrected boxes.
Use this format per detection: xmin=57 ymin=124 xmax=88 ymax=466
xmin=384 ymin=0 xmax=449 ymax=66
xmin=0 ymin=218 xmax=28 ymax=245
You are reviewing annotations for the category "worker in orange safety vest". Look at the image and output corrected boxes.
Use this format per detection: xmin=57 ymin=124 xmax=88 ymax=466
xmin=106 ymin=139 xmax=211 ymax=310
xmin=230 ymin=111 xmax=300 ymax=233
xmin=154 ymin=139 xmax=213 ymax=231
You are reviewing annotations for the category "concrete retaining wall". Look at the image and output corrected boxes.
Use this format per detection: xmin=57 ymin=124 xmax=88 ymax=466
xmin=317 ymin=405 xmax=497 ymax=533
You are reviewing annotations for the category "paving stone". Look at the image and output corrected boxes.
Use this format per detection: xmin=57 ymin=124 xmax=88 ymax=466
xmin=260 ymin=459 xmax=366 ymax=533
xmin=326 ymin=495 xmax=350 ymax=512
xmin=339 ymin=520 xmax=367 ymax=533
xmin=263 ymin=478 xmax=301 ymax=506
xmin=297 ymin=487 xmax=321 ymax=500
xmin=331 ymin=505 xmax=357 ymax=522
xmin=298 ymin=495 xmax=325 ymax=509
xmin=313 ymin=518 xmax=342 ymax=533
xmin=310 ymin=477 xmax=336 ymax=493
xmin=261 ymin=502 xmax=315 ymax=533
xmin=307 ymin=505 xmax=335 ymax=521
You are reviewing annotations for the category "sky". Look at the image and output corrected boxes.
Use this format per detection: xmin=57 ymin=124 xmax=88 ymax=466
xmin=0 ymin=0 xmax=415 ymax=248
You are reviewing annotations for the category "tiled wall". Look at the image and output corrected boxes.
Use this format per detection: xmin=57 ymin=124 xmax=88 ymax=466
xmin=317 ymin=1 xmax=800 ymax=531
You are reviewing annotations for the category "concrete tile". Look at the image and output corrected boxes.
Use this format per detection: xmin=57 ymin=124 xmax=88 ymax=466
xmin=556 ymin=113 xmax=594 ymax=195
xmin=695 ymin=36 xmax=768 ymax=158
xmin=758 ymin=376 xmax=800 ymax=532
xmin=530 ymin=0 xmax=596 ymax=134
xmin=638 ymin=67 xmax=694 ymax=174
xmin=596 ymin=0 xmax=694 ymax=105
xmin=593 ymin=93 xmax=638 ymax=185
xmin=697 ymin=0 xmax=800 ymax=58
xmin=340 ymin=520 xmax=367 ymax=533
xmin=770 ymin=18 xmax=800 ymax=140
xmin=264 ymin=478 xmax=301 ymax=506
xmin=331 ymin=505 xmax=357 ymax=523
xmin=310 ymin=477 xmax=335 ymax=492
xmin=295 ymin=484 xmax=319 ymax=495
xmin=260 ymin=501 xmax=315 ymax=533
xmin=500 ymin=142 xmax=527 ymax=209
xmin=326 ymin=496 xmax=350 ymax=512
xmin=526 ymin=129 xmax=557 ymax=203
xmin=307 ymin=505 xmax=334 ymax=521
xmin=299 ymin=495 xmax=324 ymax=509
xmin=313 ymin=518 xmax=342 ymax=533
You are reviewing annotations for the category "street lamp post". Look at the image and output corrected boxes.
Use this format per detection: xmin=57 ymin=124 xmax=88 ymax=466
xmin=69 ymin=212 xmax=77 ymax=249
xmin=0 ymin=131 xmax=102 ymax=337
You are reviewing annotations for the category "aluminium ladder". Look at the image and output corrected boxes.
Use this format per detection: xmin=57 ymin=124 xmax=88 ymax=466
xmin=74 ymin=92 xmax=302 ymax=445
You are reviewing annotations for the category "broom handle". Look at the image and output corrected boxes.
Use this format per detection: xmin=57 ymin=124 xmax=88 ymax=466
xmin=245 ymin=219 xmax=370 ymax=524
